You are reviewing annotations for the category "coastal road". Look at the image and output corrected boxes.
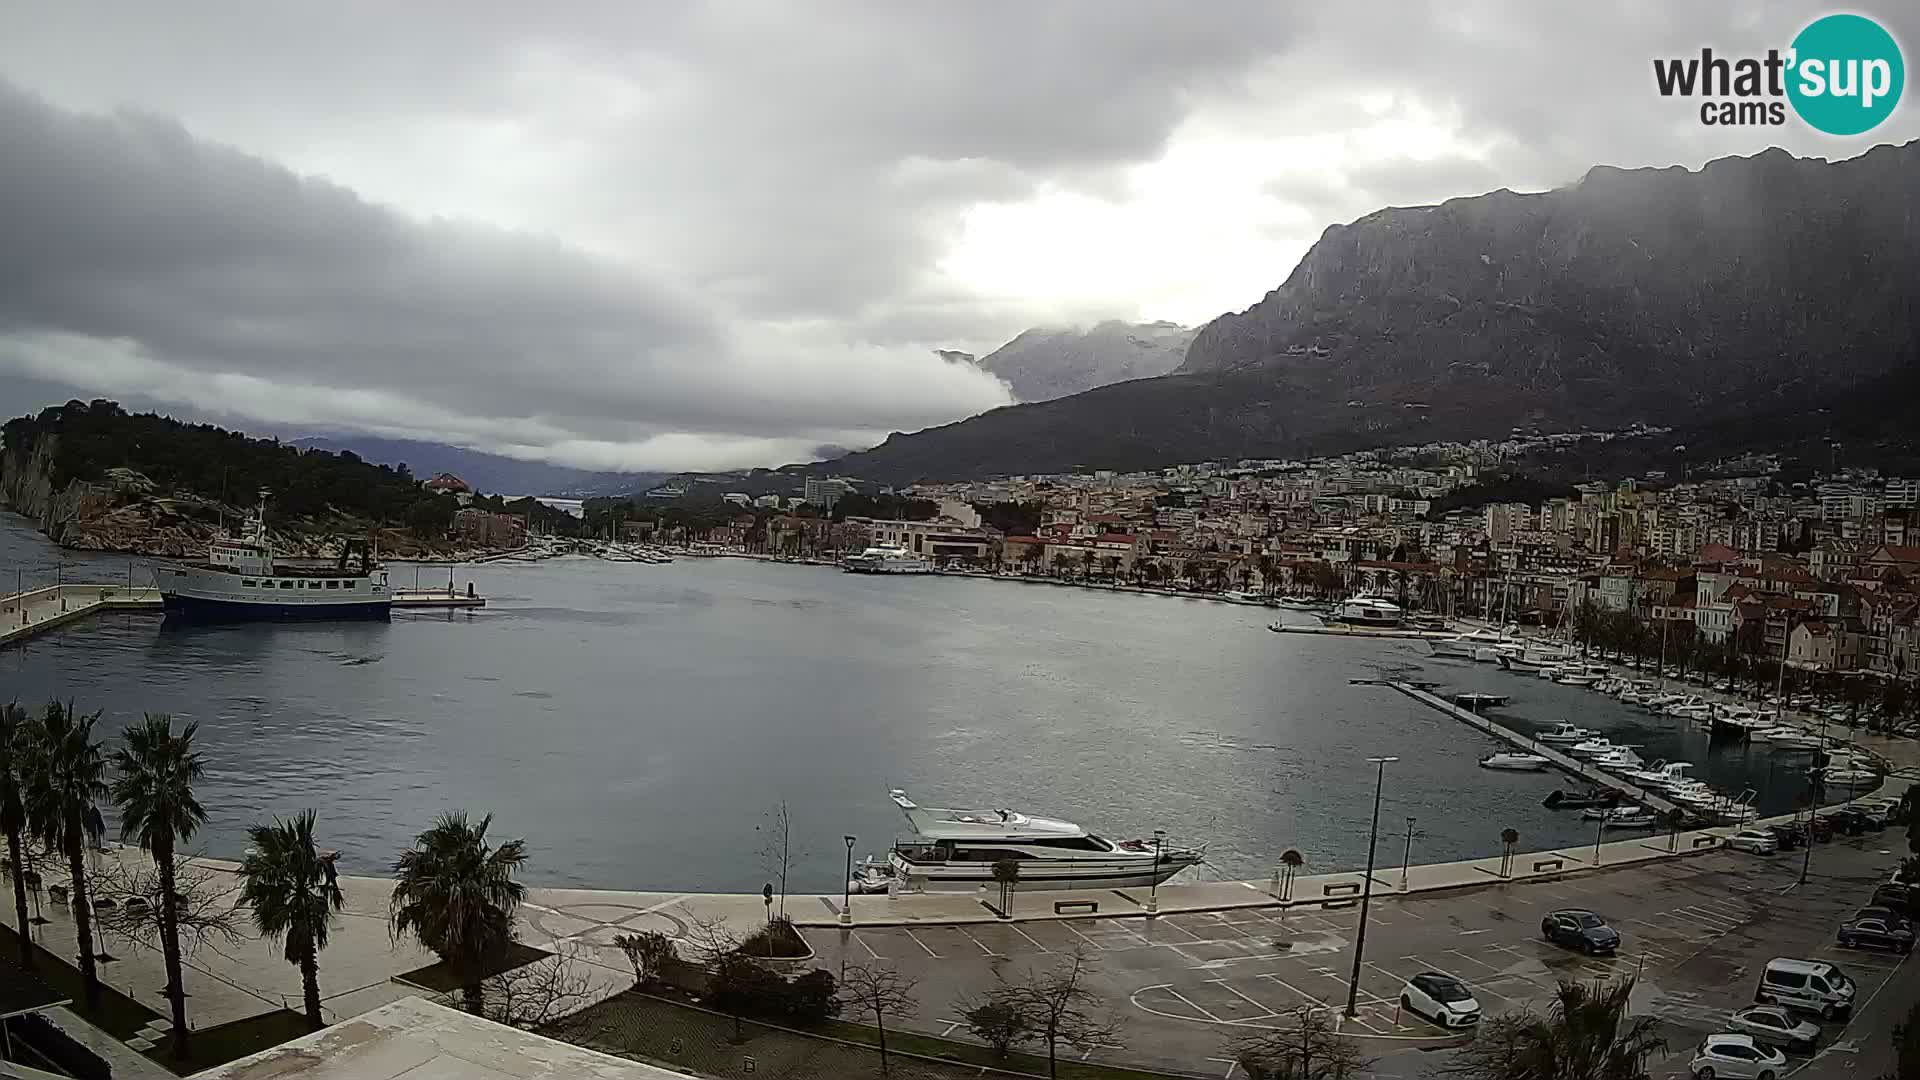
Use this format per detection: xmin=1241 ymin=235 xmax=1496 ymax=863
xmin=802 ymin=835 xmax=1909 ymax=1077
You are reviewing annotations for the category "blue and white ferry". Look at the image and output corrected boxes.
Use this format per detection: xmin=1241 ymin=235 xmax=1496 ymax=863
xmin=155 ymin=498 xmax=390 ymax=620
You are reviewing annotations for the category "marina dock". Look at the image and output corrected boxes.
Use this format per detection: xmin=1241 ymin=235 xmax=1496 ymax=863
xmin=1 ymin=583 xmax=161 ymax=647
xmin=1269 ymin=622 xmax=1453 ymax=640
xmin=2 ymin=581 xmax=486 ymax=646
xmin=391 ymin=589 xmax=487 ymax=608
xmin=1385 ymin=680 xmax=1685 ymax=817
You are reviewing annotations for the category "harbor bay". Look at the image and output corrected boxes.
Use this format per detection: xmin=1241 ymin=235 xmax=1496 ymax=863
xmin=3 ymin=516 xmax=1822 ymax=895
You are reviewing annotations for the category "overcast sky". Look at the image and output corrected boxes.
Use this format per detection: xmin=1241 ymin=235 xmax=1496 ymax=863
xmin=1 ymin=2 xmax=1914 ymax=472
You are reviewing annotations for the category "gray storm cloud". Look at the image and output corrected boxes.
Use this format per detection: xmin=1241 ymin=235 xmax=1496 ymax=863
xmin=0 ymin=79 xmax=1016 ymax=470
xmin=0 ymin=1 xmax=1915 ymax=471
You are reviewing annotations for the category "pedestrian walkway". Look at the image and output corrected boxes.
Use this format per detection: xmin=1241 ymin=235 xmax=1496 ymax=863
xmin=0 ymin=583 xmax=160 ymax=647
xmin=42 ymin=1005 xmax=178 ymax=1080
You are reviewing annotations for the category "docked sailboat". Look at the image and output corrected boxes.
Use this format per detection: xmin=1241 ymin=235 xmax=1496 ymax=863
xmin=860 ymin=790 xmax=1204 ymax=891
xmin=154 ymin=495 xmax=390 ymax=620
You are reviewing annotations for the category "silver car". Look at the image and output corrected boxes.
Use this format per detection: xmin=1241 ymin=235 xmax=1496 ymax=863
xmin=1725 ymin=1006 xmax=1819 ymax=1053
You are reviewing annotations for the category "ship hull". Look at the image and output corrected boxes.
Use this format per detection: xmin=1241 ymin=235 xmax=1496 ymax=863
xmin=160 ymin=593 xmax=391 ymax=621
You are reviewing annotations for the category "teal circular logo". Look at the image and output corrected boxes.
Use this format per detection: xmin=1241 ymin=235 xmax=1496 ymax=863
xmin=1787 ymin=14 xmax=1904 ymax=135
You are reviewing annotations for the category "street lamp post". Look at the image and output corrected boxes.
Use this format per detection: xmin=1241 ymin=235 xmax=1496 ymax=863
xmin=1399 ymin=817 xmax=1416 ymax=891
xmin=1346 ymin=756 xmax=1398 ymax=1018
xmin=841 ymin=835 xmax=856 ymax=927
xmin=1801 ymin=714 xmax=1831 ymax=886
xmin=1147 ymin=829 xmax=1166 ymax=915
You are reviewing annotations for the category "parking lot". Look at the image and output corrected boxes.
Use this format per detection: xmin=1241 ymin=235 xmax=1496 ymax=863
xmin=801 ymin=836 xmax=1911 ymax=1077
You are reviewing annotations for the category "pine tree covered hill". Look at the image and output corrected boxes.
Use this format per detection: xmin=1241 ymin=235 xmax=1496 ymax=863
xmin=0 ymin=399 xmax=573 ymax=552
xmin=3 ymin=400 xmax=427 ymax=520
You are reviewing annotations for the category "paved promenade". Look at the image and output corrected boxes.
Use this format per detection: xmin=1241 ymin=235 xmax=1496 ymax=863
xmin=0 ymin=583 xmax=161 ymax=647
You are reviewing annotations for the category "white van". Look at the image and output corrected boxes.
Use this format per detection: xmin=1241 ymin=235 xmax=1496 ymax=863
xmin=1756 ymin=958 xmax=1855 ymax=1020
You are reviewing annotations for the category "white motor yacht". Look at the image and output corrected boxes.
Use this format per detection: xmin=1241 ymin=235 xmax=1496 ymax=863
xmin=1480 ymin=751 xmax=1551 ymax=771
xmin=1592 ymin=748 xmax=1646 ymax=772
xmin=1601 ymin=809 xmax=1659 ymax=829
xmin=1537 ymin=723 xmax=1595 ymax=744
xmin=1639 ymin=762 xmax=1697 ymax=791
xmin=869 ymin=790 xmax=1203 ymax=891
xmin=1328 ymin=595 xmax=1405 ymax=627
xmin=843 ymin=545 xmax=934 ymax=574
xmin=1427 ymin=627 xmax=1516 ymax=660
xmin=1569 ymin=737 xmax=1619 ymax=758
xmin=1759 ymin=728 xmax=1823 ymax=750
xmin=1619 ymin=759 xmax=1671 ymax=786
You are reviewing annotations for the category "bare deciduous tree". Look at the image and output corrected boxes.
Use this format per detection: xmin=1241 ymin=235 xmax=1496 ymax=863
xmin=452 ymin=952 xmax=595 ymax=1032
xmin=1230 ymin=1005 xmax=1372 ymax=1080
xmin=993 ymin=948 xmax=1122 ymax=1079
xmin=93 ymin=851 xmax=244 ymax=961
xmin=841 ymin=964 xmax=919 ymax=1076
xmin=756 ymin=802 xmax=801 ymax=920
xmin=612 ymin=929 xmax=677 ymax=988
xmin=959 ymin=993 xmax=1029 ymax=1058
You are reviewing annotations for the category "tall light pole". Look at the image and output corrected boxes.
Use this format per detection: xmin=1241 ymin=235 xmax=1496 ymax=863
xmin=841 ymin=836 xmax=856 ymax=927
xmin=1147 ymin=829 xmax=1167 ymax=915
xmin=1400 ymin=817 xmax=1416 ymax=891
xmin=1346 ymin=756 xmax=1398 ymax=1018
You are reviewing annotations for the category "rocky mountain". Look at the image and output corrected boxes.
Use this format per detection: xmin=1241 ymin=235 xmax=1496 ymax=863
xmin=976 ymin=321 xmax=1196 ymax=402
xmin=289 ymin=436 xmax=662 ymax=497
xmin=827 ymin=142 xmax=1920 ymax=484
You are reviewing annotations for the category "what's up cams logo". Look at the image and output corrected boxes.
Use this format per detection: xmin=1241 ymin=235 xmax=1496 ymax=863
xmin=1654 ymin=13 xmax=1904 ymax=134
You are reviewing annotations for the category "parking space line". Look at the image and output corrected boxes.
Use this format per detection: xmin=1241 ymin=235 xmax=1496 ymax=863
xmin=1164 ymin=986 xmax=1224 ymax=1022
xmin=1063 ymin=921 xmax=1107 ymax=950
xmin=852 ymin=932 xmax=883 ymax=960
xmin=1208 ymin=978 xmax=1283 ymax=1016
xmin=1009 ymin=923 xmax=1053 ymax=954
xmin=1445 ymin=948 xmax=1504 ymax=973
xmin=1258 ymin=972 xmax=1332 ymax=1007
xmin=903 ymin=928 xmax=941 ymax=958
xmin=956 ymin=926 xmax=1001 ymax=956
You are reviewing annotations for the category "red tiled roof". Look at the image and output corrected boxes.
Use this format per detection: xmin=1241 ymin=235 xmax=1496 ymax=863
xmin=1096 ymin=533 xmax=1139 ymax=545
xmin=1695 ymin=542 xmax=1743 ymax=564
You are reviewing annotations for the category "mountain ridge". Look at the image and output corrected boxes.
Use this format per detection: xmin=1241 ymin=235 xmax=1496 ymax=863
xmin=976 ymin=320 xmax=1196 ymax=402
xmin=824 ymin=141 xmax=1920 ymax=484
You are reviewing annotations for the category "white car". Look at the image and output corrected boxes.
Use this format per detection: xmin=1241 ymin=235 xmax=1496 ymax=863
xmin=1725 ymin=1006 xmax=1819 ymax=1053
xmin=1690 ymin=1033 xmax=1787 ymax=1080
xmin=1399 ymin=971 xmax=1481 ymax=1027
xmin=1728 ymin=829 xmax=1779 ymax=855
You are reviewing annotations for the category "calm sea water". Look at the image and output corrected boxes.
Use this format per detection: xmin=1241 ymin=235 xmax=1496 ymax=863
xmin=0 ymin=514 xmax=1818 ymax=892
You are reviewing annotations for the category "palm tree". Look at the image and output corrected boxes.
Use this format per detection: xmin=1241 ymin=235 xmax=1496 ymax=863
xmin=111 ymin=713 xmax=208 ymax=1058
xmin=240 ymin=811 xmax=345 ymax=1029
xmin=1278 ymin=849 xmax=1304 ymax=900
xmin=21 ymin=701 xmax=109 ymax=1009
xmin=1449 ymin=978 xmax=1664 ymax=1080
xmin=390 ymin=811 xmax=528 ymax=1014
xmin=1 ymin=702 xmax=33 ymax=969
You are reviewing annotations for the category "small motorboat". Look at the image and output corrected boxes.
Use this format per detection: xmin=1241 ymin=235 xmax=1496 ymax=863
xmin=1543 ymin=788 xmax=1621 ymax=810
xmin=1602 ymin=810 xmax=1658 ymax=829
xmin=1536 ymin=723 xmax=1594 ymax=744
xmin=1569 ymin=737 xmax=1619 ymax=758
xmin=1553 ymin=671 xmax=1601 ymax=687
xmin=1276 ymin=596 xmax=1327 ymax=611
xmin=1480 ymin=751 xmax=1551 ymax=771
xmin=1592 ymin=748 xmax=1646 ymax=771
xmin=1453 ymin=692 xmax=1511 ymax=710
xmin=1822 ymin=766 xmax=1881 ymax=787
xmin=1760 ymin=728 xmax=1822 ymax=750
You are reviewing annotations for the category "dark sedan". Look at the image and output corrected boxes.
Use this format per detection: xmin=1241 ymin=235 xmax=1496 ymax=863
xmin=1542 ymin=909 xmax=1621 ymax=955
xmin=1840 ymin=913 xmax=1915 ymax=953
